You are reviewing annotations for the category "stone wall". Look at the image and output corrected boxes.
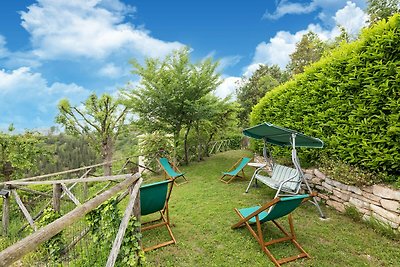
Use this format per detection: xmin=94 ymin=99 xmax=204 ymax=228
xmin=304 ymin=168 xmax=400 ymax=230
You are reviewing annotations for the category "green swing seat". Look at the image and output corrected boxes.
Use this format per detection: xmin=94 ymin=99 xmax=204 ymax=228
xmin=232 ymin=193 xmax=316 ymax=266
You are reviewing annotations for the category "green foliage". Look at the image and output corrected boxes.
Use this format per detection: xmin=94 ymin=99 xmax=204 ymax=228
xmin=236 ymin=65 xmax=289 ymax=126
xmin=116 ymin=217 xmax=146 ymax=267
xmin=344 ymin=205 xmax=363 ymax=222
xmin=367 ymin=0 xmax=400 ymax=24
xmin=139 ymin=131 xmax=174 ymax=170
xmin=319 ymin=155 xmax=379 ymax=186
xmin=287 ymin=31 xmax=327 ymax=75
xmin=35 ymin=133 xmax=98 ymax=175
xmin=56 ymin=93 xmax=128 ymax=175
xmin=37 ymin=208 xmax=64 ymax=262
xmin=0 ymin=130 xmax=49 ymax=182
xmin=85 ymin=196 xmax=145 ymax=266
xmin=250 ymin=15 xmax=400 ymax=184
xmin=122 ymin=47 xmax=221 ymax=162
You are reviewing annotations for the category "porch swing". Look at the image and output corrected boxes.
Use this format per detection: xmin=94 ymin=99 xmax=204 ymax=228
xmin=243 ymin=122 xmax=326 ymax=218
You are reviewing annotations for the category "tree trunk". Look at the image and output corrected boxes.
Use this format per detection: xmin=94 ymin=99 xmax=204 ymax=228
xmin=2 ymin=185 xmax=10 ymax=236
xmin=172 ymin=127 xmax=181 ymax=166
xmin=183 ymin=124 xmax=191 ymax=165
xmin=102 ymin=137 xmax=113 ymax=176
xmin=196 ymin=124 xmax=202 ymax=162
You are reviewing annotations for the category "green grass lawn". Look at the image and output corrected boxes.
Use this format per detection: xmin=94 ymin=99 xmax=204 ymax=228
xmin=142 ymin=150 xmax=400 ymax=267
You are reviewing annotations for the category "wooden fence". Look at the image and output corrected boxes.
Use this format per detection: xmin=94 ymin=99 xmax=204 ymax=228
xmin=0 ymin=155 xmax=147 ymax=267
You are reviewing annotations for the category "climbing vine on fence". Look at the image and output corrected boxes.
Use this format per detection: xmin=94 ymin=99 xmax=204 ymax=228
xmin=37 ymin=207 xmax=64 ymax=263
xmin=85 ymin=196 xmax=145 ymax=266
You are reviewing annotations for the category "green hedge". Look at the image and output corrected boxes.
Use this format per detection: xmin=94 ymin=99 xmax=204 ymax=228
xmin=250 ymin=15 xmax=400 ymax=183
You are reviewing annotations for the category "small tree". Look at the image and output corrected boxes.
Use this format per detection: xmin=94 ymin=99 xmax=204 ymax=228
xmin=287 ymin=31 xmax=327 ymax=75
xmin=123 ymin=47 xmax=221 ymax=163
xmin=56 ymin=93 xmax=128 ymax=175
xmin=236 ymin=64 xmax=289 ymax=126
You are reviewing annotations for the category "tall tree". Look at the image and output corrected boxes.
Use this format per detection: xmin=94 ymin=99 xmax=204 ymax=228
xmin=123 ymin=47 xmax=221 ymax=163
xmin=195 ymin=95 xmax=240 ymax=159
xmin=287 ymin=31 xmax=327 ymax=75
xmin=367 ymin=0 xmax=400 ymax=24
xmin=236 ymin=64 xmax=289 ymax=126
xmin=56 ymin=93 xmax=128 ymax=175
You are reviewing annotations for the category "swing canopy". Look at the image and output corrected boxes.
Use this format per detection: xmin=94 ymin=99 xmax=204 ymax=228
xmin=243 ymin=122 xmax=324 ymax=148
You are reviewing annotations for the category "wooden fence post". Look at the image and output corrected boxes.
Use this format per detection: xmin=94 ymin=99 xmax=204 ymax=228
xmin=133 ymin=187 xmax=141 ymax=247
xmin=2 ymin=185 xmax=10 ymax=236
xmin=53 ymin=183 xmax=61 ymax=213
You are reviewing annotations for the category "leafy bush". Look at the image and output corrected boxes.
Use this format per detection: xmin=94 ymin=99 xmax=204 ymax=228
xmin=250 ymin=15 xmax=400 ymax=184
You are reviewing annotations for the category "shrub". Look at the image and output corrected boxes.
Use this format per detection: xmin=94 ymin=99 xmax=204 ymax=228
xmin=250 ymin=15 xmax=400 ymax=183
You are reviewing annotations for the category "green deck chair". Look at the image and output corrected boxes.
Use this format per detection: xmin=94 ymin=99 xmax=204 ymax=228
xmin=159 ymin=157 xmax=188 ymax=186
xmin=220 ymin=157 xmax=251 ymax=184
xmin=140 ymin=179 xmax=176 ymax=251
xmin=231 ymin=193 xmax=316 ymax=266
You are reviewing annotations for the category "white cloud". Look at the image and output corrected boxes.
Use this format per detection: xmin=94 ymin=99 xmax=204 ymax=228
xmin=264 ymin=0 xmax=367 ymax=23
xmin=215 ymin=76 xmax=241 ymax=99
xmin=334 ymin=1 xmax=369 ymax=36
xmin=0 ymin=67 xmax=46 ymax=94
xmin=218 ymin=55 xmax=242 ymax=71
xmin=20 ymin=0 xmax=184 ymax=60
xmin=0 ymin=67 xmax=89 ymax=129
xmin=264 ymin=1 xmax=317 ymax=20
xmin=246 ymin=1 xmax=368 ymax=73
xmin=99 ymin=63 xmax=124 ymax=78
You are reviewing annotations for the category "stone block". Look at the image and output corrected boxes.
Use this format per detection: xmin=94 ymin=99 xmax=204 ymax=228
xmin=324 ymin=177 xmax=334 ymax=186
xmin=371 ymin=212 xmax=399 ymax=229
xmin=380 ymin=199 xmax=400 ymax=213
xmin=321 ymin=182 xmax=333 ymax=192
xmin=311 ymin=177 xmax=322 ymax=185
xmin=348 ymin=185 xmax=362 ymax=195
xmin=362 ymin=186 xmax=373 ymax=193
xmin=373 ymin=185 xmax=400 ymax=201
xmin=362 ymin=191 xmax=382 ymax=203
xmin=351 ymin=194 xmax=379 ymax=207
xmin=314 ymin=169 xmax=326 ymax=179
xmin=349 ymin=197 xmax=367 ymax=209
xmin=357 ymin=207 xmax=369 ymax=215
xmin=331 ymin=180 xmax=349 ymax=191
xmin=327 ymin=200 xmax=345 ymax=213
xmin=318 ymin=193 xmax=329 ymax=200
xmin=370 ymin=204 xmax=400 ymax=225
xmin=333 ymin=189 xmax=350 ymax=201
xmin=304 ymin=169 xmax=314 ymax=175
xmin=304 ymin=173 xmax=313 ymax=181
xmin=330 ymin=195 xmax=342 ymax=203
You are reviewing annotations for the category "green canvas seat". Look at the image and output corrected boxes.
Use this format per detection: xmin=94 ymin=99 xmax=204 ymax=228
xmin=159 ymin=157 xmax=188 ymax=185
xmin=140 ymin=179 xmax=176 ymax=251
xmin=232 ymin=194 xmax=315 ymax=266
xmin=220 ymin=157 xmax=251 ymax=184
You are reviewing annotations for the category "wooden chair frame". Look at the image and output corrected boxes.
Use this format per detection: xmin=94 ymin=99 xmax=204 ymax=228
xmin=158 ymin=158 xmax=188 ymax=186
xmin=220 ymin=157 xmax=251 ymax=184
xmin=141 ymin=180 xmax=176 ymax=252
xmin=231 ymin=194 xmax=316 ymax=266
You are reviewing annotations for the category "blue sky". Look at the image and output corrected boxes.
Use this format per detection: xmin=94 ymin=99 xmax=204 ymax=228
xmin=0 ymin=0 xmax=369 ymax=131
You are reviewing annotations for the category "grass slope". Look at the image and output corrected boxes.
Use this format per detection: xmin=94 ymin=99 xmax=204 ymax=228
xmin=143 ymin=150 xmax=399 ymax=266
